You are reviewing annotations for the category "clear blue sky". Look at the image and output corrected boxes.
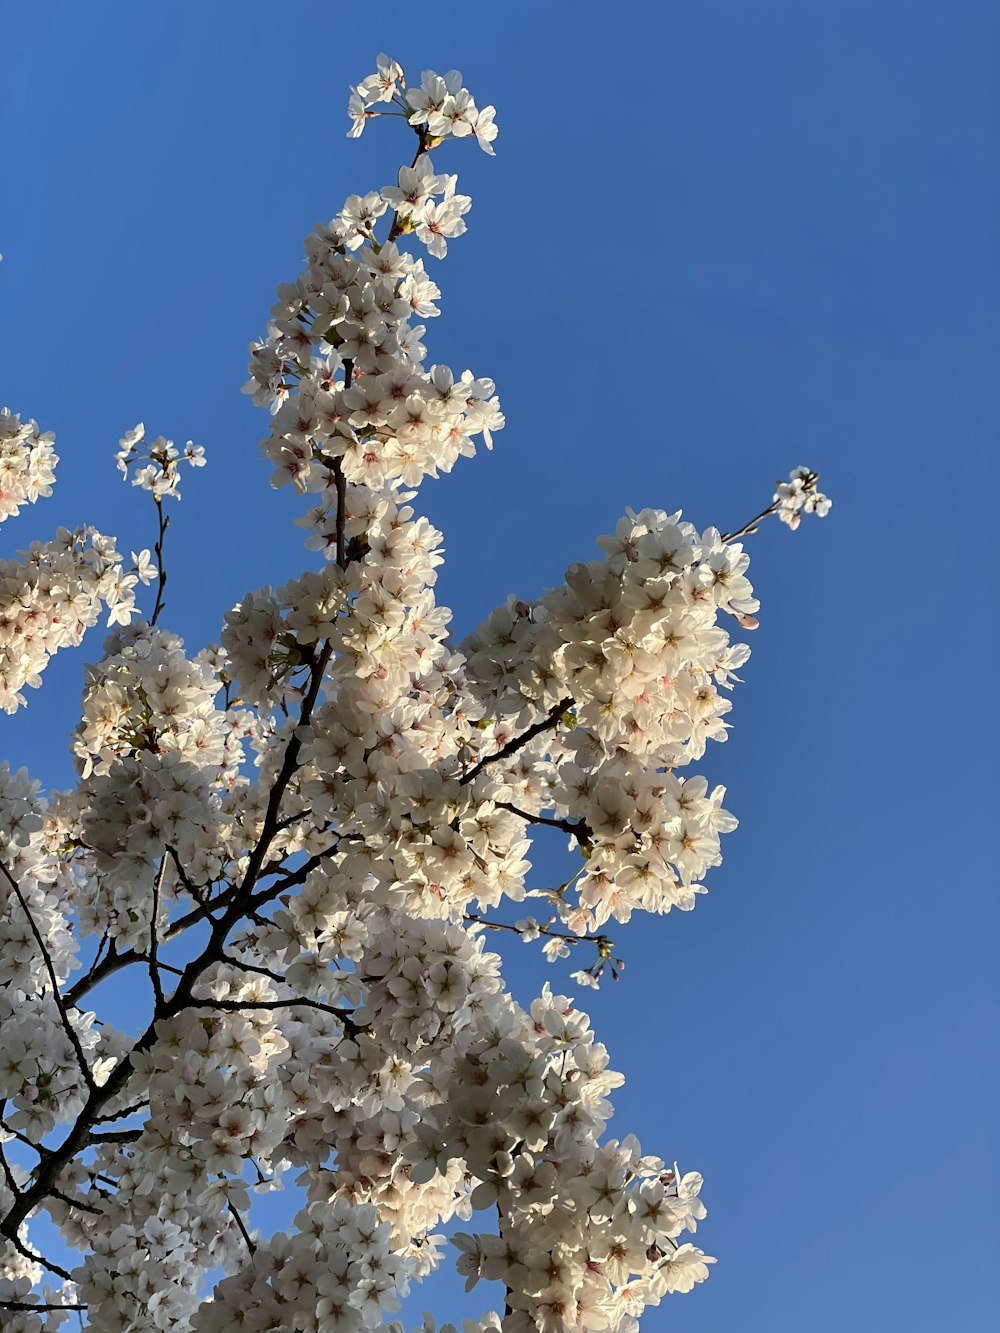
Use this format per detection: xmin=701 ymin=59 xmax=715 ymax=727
xmin=3 ymin=3 xmax=998 ymax=1329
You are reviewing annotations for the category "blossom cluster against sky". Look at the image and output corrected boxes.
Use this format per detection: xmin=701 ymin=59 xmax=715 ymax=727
xmin=2 ymin=2 xmax=997 ymax=1329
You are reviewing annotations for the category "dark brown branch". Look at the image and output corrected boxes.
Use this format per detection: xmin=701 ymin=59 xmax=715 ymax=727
xmin=460 ymin=698 xmax=574 ymax=786
xmin=246 ymin=842 xmax=343 ymax=912
xmin=227 ymin=1199 xmax=257 ymax=1256
xmin=494 ymin=800 xmax=591 ymax=846
xmin=49 ymin=1185 xmax=101 ymax=1216
xmin=188 ymin=997 xmax=362 ymax=1037
xmin=88 ymin=1129 xmax=143 ymax=1144
xmin=5 ymin=1226 xmax=75 ymax=1282
xmin=0 ymin=861 xmax=97 ymax=1097
xmin=92 ymin=1099 xmax=149 ymax=1124
xmin=3 ymin=646 xmax=336 ymax=1242
xmin=0 ymin=1143 xmax=20 ymax=1198
xmin=720 ymin=498 xmax=779 ymax=543
xmin=333 ymin=457 xmax=348 ymax=570
xmin=1 ymin=1118 xmax=53 ymax=1158
xmin=65 ymin=874 xmax=242 ymax=1007
xmin=149 ymin=496 xmax=169 ymax=625
xmin=0 ymin=1302 xmax=88 ymax=1314
xmin=465 ymin=913 xmax=612 ymax=949
xmin=220 ymin=954 xmax=286 ymax=985
xmin=148 ymin=857 xmax=167 ymax=1009
xmin=388 ymin=128 xmax=430 ymax=241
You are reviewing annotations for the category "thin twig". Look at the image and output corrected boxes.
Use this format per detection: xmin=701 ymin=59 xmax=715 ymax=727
xmin=460 ymin=698 xmax=574 ymax=786
xmin=219 ymin=954 xmax=286 ymax=984
xmin=0 ymin=1302 xmax=88 ymax=1314
xmin=1 ymin=1118 xmax=53 ymax=1158
xmin=465 ymin=913 xmax=611 ymax=949
xmin=333 ymin=458 xmax=348 ymax=570
xmin=0 ymin=1143 xmax=21 ymax=1197
xmin=148 ymin=856 xmax=167 ymax=1009
xmin=50 ymin=1185 xmax=102 ymax=1216
xmin=150 ymin=496 xmax=169 ymax=625
xmin=388 ymin=127 xmax=430 ymax=241
xmin=188 ymin=997 xmax=362 ymax=1037
xmin=5 ymin=1226 xmax=75 ymax=1282
xmin=0 ymin=861 xmax=97 ymax=1097
xmin=720 ymin=499 xmax=779 ymax=543
xmin=227 ymin=1199 xmax=257 ymax=1256
xmin=92 ymin=1099 xmax=149 ymax=1125
xmin=494 ymin=800 xmax=591 ymax=846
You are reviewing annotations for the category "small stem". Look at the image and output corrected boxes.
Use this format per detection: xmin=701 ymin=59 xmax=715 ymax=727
xmin=150 ymin=496 xmax=169 ymax=625
xmin=460 ymin=698 xmax=574 ymax=786
xmin=188 ymin=997 xmax=362 ymax=1037
xmin=721 ymin=499 xmax=779 ymax=543
xmin=494 ymin=800 xmax=591 ymax=846
xmin=92 ymin=1099 xmax=149 ymax=1124
xmin=333 ymin=458 xmax=347 ymax=570
xmin=0 ymin=861 xmax=97 ymax=1097
xmin=1 ymin=1119 xmax=53 ymax=1158
xmin=148 ymin=857 xmax=167 ymax=1009
xmin=219 ymin=954 xmax=286 ymax=985
xmin=388 ymin=128 xmax=430 ymax=242
xmin=465 ymin=913 xmax=611 ymax=948
xmin=5 ymin=1226 xmax=75 ymax=1282
xmin=227 ymin=1199 xmax=257 ymax=1256
xmin=49 ymin=1185 xmax=101 ymax=1216
xmin=0 ymin=1302 xmax=88 ymax=1314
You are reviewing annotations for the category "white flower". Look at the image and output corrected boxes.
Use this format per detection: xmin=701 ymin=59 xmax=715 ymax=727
xmin=661 ymin=1243 xmax=716 ymax=1293
xmin=131 ymin=549 xmax=158 ymax=584
xmin=473 ymin=105 xmax=499 ymax=155
xmin=347 ymin=88 xmax=369 ymax=138
xmin=358 ymin=53 xmax=404 ymax=105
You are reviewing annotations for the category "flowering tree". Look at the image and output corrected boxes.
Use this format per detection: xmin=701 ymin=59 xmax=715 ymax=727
xmin=0 ymin=56 xmax=830 ymax=1333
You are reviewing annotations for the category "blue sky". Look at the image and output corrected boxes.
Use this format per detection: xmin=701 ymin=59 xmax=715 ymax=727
xmin=3 ymin=2 xmax=998 ymax=1329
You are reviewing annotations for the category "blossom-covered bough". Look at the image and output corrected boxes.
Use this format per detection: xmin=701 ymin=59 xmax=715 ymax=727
xmin=0 ymin=56 xmax=830 ymax=1333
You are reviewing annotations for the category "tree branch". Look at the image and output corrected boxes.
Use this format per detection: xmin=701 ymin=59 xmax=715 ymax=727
xmin=227 ymin=1199 xmax=257 ymax=1256
xmin=5 ymin=644 xmax=338 ymax=1242
xmin=0 ymin=1301 xmax=88 ymax=1314
xmin=494 ymin=800 xmax=591 ymax=846
xmin=50 ymin=1185 xmax=102 ymax=1216
xmin=720 ymin=498 xmax=779 ymax=543
xmin=150 ymin=495 xmax=169 ymax=625
xmin=0 ymin=861 xmax=97 ymax=1097
xmin=147 ymin=856 xmax=167 ymax=1009
xmin=460 ymin=698 xmax=574 ymax=786
xmin=188 ymin=997 xmax=363 ymax=1038
xmin=5 ymin=1225 xmax=75 ymax=1282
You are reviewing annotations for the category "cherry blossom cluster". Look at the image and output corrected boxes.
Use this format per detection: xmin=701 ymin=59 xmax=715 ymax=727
xmin=0 ymin=525 xmax=155 ymax=715
xmin=460 ymin=508 xmax=752 ymax=945
xmin=245 ymin=59 xmax=502 ymax=515
xmin=0 ymin=55 xmax=830 ymax=1333
xmin=773 ymin=466 xmax=832 ymax=529
xmin=246 ymin=212 xmax=502 ymax=501
xmin=0 ymin=408 xmax=57 ymax=523
xmin=116 ymin=425 xmax=206 ymax=500
xmin=348 ymin=55 xmax=497 ymax=156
